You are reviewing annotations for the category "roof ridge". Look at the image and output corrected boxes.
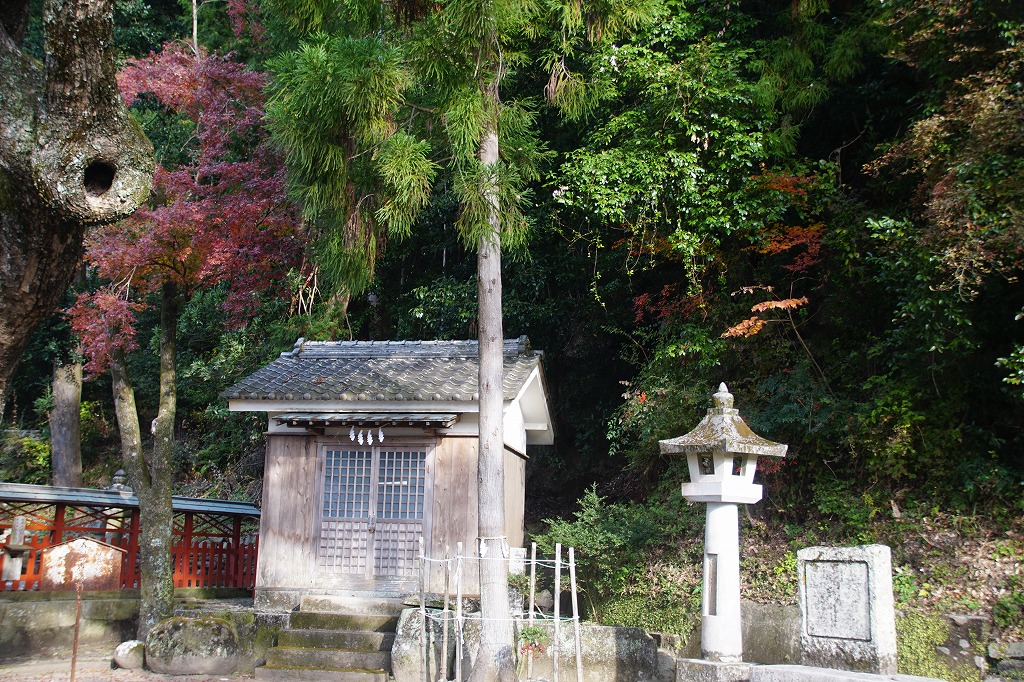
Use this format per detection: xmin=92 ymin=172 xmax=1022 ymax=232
xmin=281 ymin=336 xmax=532 ymax=359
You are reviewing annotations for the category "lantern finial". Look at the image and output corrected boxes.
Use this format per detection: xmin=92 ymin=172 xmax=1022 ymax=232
xmin=713 ymin=383 xmax=733 ymax=409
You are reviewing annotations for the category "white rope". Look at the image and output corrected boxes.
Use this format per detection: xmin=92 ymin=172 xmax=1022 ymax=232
xmin=425 ymin=612 xmax=577 ymax=623
xmin=421 ymin=554 xmax=569 ymax=565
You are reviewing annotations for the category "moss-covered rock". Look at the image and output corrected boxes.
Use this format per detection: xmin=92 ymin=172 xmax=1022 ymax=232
xmin=145 ymin=617 xmax=239 ymax=676
xmin=897 ymin=610 xmax=981 ymax=682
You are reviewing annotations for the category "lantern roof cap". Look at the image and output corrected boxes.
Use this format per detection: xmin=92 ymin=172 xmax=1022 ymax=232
xmin=658 ymin=383 xmax=788 ymax=458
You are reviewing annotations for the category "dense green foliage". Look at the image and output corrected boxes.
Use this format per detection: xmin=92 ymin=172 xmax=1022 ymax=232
xmin=2 ymin=0 xmax=1022 ymax=638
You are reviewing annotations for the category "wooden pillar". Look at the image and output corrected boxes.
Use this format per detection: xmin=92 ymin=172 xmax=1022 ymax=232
xmin=125 ymin=508 xmax=140 ymax=588
xmin=51 ymin=502 xmax=66 ymax=543
xmin=230 ymin=516 xmax=242 ymax=587
xmin=180 ymin=512 xmax=194 ymax=588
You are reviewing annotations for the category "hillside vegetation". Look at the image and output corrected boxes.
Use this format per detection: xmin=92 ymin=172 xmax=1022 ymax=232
xmin=1 ymin=0 xmax=1021 ymax=657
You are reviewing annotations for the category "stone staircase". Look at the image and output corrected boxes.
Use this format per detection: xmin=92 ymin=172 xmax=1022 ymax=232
xmin=255 ymin=595 xmax=405 ymax=682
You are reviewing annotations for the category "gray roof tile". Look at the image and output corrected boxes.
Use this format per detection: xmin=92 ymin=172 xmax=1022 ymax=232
xmin=223 ymin=336 xmax=541 ymax=403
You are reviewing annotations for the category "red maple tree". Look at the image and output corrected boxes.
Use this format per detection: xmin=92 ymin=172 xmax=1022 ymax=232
xmin=67 ymin=42 xmax=300 ymax=637
xmin=71 ymin=43 xmax=301 ymax=372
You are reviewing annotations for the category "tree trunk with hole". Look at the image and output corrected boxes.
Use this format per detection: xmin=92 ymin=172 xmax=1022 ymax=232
xmin=50 ymin=361 xmax=83 ymax=487
xmin=470 ymin=81 xmax=516 ymax=682
xmin=0 ymin=0 xmax=154 ymax=416
xmin=109 ymin=282 xmax=177 ymax=638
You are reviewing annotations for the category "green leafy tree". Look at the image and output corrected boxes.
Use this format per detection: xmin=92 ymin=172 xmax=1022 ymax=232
xmin=264 ymin=0 xmax=656 ymax=675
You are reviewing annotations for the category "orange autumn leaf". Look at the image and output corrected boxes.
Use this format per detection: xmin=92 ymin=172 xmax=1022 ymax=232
xmin=750 ymin=296 xmax=809 ymax=313
xmin=722 ymin=316 xmax=767 ymax=338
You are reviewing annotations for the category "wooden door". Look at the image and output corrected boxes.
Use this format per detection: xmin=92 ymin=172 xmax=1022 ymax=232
xmin=317 ymin=443 xmax=431 ymax=584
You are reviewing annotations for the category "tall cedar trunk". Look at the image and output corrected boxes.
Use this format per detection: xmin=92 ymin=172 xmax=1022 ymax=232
xmin=0 ymin=0 xmax=154 ymax=415
xmin=470 ymin=82 xmax=516 ymax=682
xmin=50 ymin=361 xmax=83 ymax=487
xmin=109 ymin=282 xmax=177 ymax=639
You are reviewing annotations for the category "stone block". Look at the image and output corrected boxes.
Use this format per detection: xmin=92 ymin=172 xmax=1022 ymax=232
xmin=145 ymin=616 xmax=239 ymax=675
xmin=932 ymin=614 xmax=988 ymax=679
xmin=393 ymin=618 xmax=661 ymax=682
xmin=798 ymin=545 xmax=897 ymax=674
xmin=516 ymin=622 xmax=660 ymax=682
xmin=742 ymin=603 xmax=801 ymax=665
xmin=989 ymin=641 xmax=1024 ymax=660
xmin=994 ymin=657 xmax=1024 ymax=678
xmin=0 ymin=593 xmax=138 ymax=659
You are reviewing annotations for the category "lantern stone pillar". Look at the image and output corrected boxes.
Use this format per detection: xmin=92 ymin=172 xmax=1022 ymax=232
xmin=660 ymin=383 xmax=786 ymax=677
xmin=702 ymin=501 xmax=741 ymax=660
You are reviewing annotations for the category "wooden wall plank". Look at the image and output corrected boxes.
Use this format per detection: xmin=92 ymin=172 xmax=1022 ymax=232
xmin=503 ymin=449 xmax=526 ymax=548
xmin=428 ymin=436 xmax=479 ymax=593
xmin=256 ymin=435 xmax=317 ymax=591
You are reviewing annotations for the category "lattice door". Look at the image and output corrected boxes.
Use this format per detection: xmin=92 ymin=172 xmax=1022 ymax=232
xmin=318 ymin=445 xmax=428 ymax=581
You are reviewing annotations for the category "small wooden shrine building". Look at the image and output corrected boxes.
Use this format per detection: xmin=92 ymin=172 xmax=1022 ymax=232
xmin=224 ymin=336 xmax=553 ymax=610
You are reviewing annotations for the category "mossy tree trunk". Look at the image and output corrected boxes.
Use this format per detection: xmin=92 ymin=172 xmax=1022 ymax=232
xmin=110 ymin=281 xmax=178 ymax=639
xmin=0 ymin=0 xmax=154 ymax=416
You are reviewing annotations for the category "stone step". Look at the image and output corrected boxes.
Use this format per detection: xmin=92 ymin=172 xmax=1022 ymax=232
xmin=299 ymin=594 xmax=407 ymax=615
xmin=289 ymin=611 xmax=400 ymax=632
xmin=254 ymin=665 xmax=387 ymax=682
xmin=749 ymin=664 xmax=944 ymax=682
xmin=266 ymin=647 xmax=389 ymax=672
xmin=278 ymin=628 xmax=395 ymax=651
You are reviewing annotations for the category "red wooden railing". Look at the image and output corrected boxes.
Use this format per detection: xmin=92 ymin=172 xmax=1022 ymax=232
xmin=0 ymin=500 xmax=258 ymax=591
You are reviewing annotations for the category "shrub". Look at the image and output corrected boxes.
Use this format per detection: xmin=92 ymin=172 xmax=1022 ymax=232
xmin=994 ymin=575 xmax=1024 ymax=630
xmin=0 ymin=431 xmax=51 ymax=484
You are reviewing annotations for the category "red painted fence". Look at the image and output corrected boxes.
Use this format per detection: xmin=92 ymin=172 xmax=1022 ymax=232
xmin=0 ymin=499 xmax=258 ymax=591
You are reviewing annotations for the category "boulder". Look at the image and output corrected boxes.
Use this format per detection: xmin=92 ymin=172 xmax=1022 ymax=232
xmin=391 ymin=608 xmax=456 ymax=682
xmin=145 ymin=617 xmax=239 ymax=675
xmin=113 ymin=639 xmax=145 ymax=669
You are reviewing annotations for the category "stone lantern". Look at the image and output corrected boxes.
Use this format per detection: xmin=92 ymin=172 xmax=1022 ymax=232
xmin=660 ymin=383 xmax=786 ymax=670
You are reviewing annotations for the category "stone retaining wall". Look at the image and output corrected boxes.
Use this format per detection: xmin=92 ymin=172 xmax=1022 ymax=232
xmin=0 ymin=589 xmax=258 ymax=667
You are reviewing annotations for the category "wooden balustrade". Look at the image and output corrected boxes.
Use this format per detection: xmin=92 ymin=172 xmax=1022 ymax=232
xmin=0 ymin=494 xmax=258 ymax=591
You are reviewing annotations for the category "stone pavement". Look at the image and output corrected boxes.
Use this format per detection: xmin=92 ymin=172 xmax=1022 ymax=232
xmin=0 ymin=653 xmax=252 ymax=682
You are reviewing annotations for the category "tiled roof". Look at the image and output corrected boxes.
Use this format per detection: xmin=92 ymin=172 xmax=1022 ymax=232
xmin=0 ymin=482 xmax=260 ymax=517
xmin=222 ymin=336 xmax=542 ymax=403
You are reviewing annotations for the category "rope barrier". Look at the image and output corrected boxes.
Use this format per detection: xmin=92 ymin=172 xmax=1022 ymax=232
xmin=422 ymin=611 xmax=578 ymax=623
xmin=421 ymin=555 xmax=573 ymax=567
xmin=416 ymin=539 xmax=583 ymax=682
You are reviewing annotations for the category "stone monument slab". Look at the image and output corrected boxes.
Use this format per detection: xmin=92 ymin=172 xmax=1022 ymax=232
xmin=798 ymin=545 xmax=896 ymax=674
xmin=804 ymin=560 xmax=871 ymax=640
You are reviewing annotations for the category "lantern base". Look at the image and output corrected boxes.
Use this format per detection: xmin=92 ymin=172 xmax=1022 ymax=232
xmin=676 ymin=659 xmax=752 ymax=682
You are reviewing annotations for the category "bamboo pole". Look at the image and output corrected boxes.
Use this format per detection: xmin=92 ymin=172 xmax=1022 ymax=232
xmin=419 ymin=537 xmax=428 ymax=682
xmin=70 ymin=582 xmax=82 ymax=682
xmin=455 ymin=542 xmax=463 ymax=682
xmin=554 ymin=543 xmax=562 ymax=682
xmin=569 ymin=547 xmax=583 ymax=682
xmin=441 ymin=546 xmax=451 ymax=682
xmin=527 ymin=542 xmax=537 ymax=680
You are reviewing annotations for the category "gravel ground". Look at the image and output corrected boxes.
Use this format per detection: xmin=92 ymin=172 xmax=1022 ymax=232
xmin=1 ymin=653 xmax=1012 ymax=682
